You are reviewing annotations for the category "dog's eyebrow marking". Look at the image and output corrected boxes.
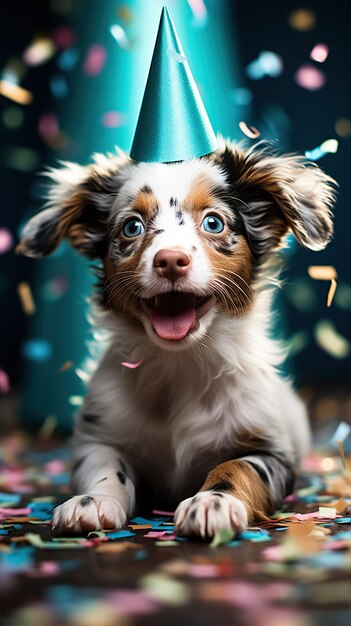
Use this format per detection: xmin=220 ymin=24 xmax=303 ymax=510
xmin=209 ymin=479 xmax=232 ymax=492
xmin=175 ymin=208 xmax=185 ymax=226
xmin=154 ymin=229 xmax=164 ymax=235
xmin=94 ymin=476 xmax=108 ymax=485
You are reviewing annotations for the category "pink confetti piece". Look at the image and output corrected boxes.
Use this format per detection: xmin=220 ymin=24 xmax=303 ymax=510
xmin=0 ymin=228 xmax=13 ymax=254
xmin=0 ymin=369 xmax=10 ymax=394
xmin=121 ymin=359 xmax=144 ymax=369
xmin=105 ymin=590 xmax=160 ymax=616
xmin=44 ymin=459 xmax=66 ymax=475
xmin=83 ymin=44 xmax=106 ymax=76
xmin=152 ymin=509 xmax=174 ymax=516
xmin=101 ymin=111 xmax=126 ymax=128
xmin=0 ymin=507 xmax=31 ymax=516
xmin=239 ymin=121 xmax=260 ymax=139
xmin=310 ymin=43 xmax=329 ymax=63
xmin=143 ymin=531 xmax=169 ymax=539
xmin=38 ymin=113 xmax=59 ymax=142
xmin=294 ymin=511 xmax=341 ymax=521
xmin=295 ymin=64 xmax=326 ymax=90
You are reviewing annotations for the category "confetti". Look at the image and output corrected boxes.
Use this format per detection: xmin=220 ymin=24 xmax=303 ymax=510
xmin=295 ymin=64 xmax=326 ymax=90
xmin=288 ymin=8 xmax=316 ymax=31
xmin=101 ymin=111 xmax=125 ymax=128
xmin=110 ymin=24 xmax=129 ymax=49
xmin=17 ymin=282 xmax=36 ymax=315
xmin=307 ymin=266 xmax=338 ymax=307
xmin=230 ymin=87 xmax=253 ymax=106
xmin=57 ymin=47 xmax=79 ymax=70
xmin=38 ymin=415 xmax=58 ymax=440
xmin=68 ymin=395 xmax=83 ymax=406
xmin=41 ymin=276 xmax=68 ymax=302
xmin=210 ymin=527 xmax=235 ymax=548
xmin=335 ymin=117 xmax=351 ymax=138
xmin=52 ymin=26 xmax=76 ymax=49
xmin=4 ymin=147 xmax=39 ymax=172
xmin=50 ymin=74 xmax=68 ymax=98
xmin=0 ymin=80 xmax=33 ymax=105
xmin=239 ymin=121 xmax=260 ymax=139
xmin=83 ymin=44 xmax=107 ymax=76
xmin=0 ymin=228 xmax=14 ymax=254
xmin=187 ymin=0 xmax=208 ymax=26
xmin=21 ymin=339 xmax=52 ymax=362
xmin=59 ymin=360 xmax=74 ymax=373
xmin=305 ymin=139 xmax=339 ymax=161
xmin=310 ymin=44 xmax=329 ymax=63
xmin=315 ymin=320 xmax=350 ymax=359
xmin=246 ymin=51 xmax=283 ymax=80
xmin=0 ymin=370 xmax=10 ymax=394
xmin=23 ymin=37 xmax=56 ymax=66
xmin=318 ymin=507 xmax=337 ymax=519
xmin=121 ymin=359 xmax=144 ymax=369
xmin=38 ymin=112 xmax=60 ymax=143
xmin=2 ymin=107 xmax=24 ymax=129
xmin=140 ymin=573 xmax=190 ymax=605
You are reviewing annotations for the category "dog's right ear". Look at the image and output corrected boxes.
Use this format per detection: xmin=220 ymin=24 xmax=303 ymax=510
xmin=16 ymin=151 xmax=130 ymax=259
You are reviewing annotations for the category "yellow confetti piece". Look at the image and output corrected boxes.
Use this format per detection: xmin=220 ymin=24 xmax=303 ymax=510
xmin=128 ymin=524 xmax=152 ymax=530
xmin=58 ymin=360 xmax=74 ymax=373
xmin=95 ymin=541 xmax=138 ymax=553
xmin=307 ymin=266 xmax=337 ymax=280
xmin=318 ymin=506 xmax=336 ymax=518
xmin=327 ymin=278 xmax=337 ymax=307
xmin=0 ymin=80 xmax=33 ymax=105
xmin=315 ymin=320 xmax=350 ymax=359
xmin=38 ymin=414 xmax=57 ymax=440
xmin=17 ymin=282 xmax=36 ymax=315
xmin=239 ymin=121 xmax=260 ymax=139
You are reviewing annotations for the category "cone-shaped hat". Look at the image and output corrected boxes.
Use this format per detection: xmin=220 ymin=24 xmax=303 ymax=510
xmin=130 ymin=7 xmax=218 ymax=163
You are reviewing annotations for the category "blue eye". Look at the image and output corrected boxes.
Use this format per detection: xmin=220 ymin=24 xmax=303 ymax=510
xmin=201 ymin=215 xmax=225 ymax=234
xmin=123 ymin=218 xmax=145 ymax=238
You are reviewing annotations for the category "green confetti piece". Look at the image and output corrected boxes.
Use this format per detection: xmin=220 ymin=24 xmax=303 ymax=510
xmin=210 ymin=527 xmax=235 ymax=548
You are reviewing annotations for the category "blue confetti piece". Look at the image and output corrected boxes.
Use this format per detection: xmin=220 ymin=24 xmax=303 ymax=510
xmin=57 ymin=47 xmax=79 ymax=70
xmin=0 ymin=547 xmax=34 ymax=571
xmin=105 ymin=529 xmax=135 ymax=539
xmin=21 ymin=339 xmax=52 ymax=362
xmin=0 ymin=493 xmax=21 ymax=504
xmin=0 ymin=529 xmax=9 ymax=534
xmin=134 ymin=549 xmax=147 ymax=559
xmin=50 ymin=74 xmax=68 ymax=98
xmin=336 ymin=517 xmax=351 ymax=524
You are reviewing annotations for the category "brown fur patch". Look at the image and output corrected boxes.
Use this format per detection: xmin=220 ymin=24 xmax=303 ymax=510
xmin=200 ymin=459 xmax=274 ymax=523
xmin=183 ymin=173 xmax=218 ymax=216
xmin=205 ymin=235 xmax=253 ymax=316
xmin=131 ymin=189 xmax=158 ymax=221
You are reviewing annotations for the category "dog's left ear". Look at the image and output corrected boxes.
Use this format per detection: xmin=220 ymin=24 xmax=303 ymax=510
xmin=212 ymin=141 xmax=337 ymax=263
xmin=17 ymin=152 xmax=130 ymax=259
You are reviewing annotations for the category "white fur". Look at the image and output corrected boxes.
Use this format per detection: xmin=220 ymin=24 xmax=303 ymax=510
xmin=47 ymin=157 xmax=311 ymax=535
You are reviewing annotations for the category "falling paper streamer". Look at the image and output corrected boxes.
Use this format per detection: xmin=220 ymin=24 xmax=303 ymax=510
xmin=0 ymin=80 xmax=33 ymax=105
xmin=310 ymin=44 xmax=329 ymax=63
xmin=17 ymin=282 xmax=36 ymax=315
xmin=307 ymin=266 xmax=338 ymax=307
xmin=336 ymin=441 xmax=346 ymax=470
xmin=239 ymin=121 xmax=260 ymax=139
xmin=315 ymin=320 xmax=350 ymax=359
xmin=305 ymin=139 xmax=339 ymax=161
xmin=121 ymin=359 xmax=144 ymax=369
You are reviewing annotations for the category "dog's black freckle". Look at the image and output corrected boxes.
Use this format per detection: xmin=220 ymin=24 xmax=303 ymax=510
xmin=190 ymin=509 xmax=197 ymax=521
xmin=192 ymin=496 xmax=199 ymax=504
xmin=83 ymin=414 xmax=99 ymax=423
xmin=80 ymin=496 xmax=94 ymax=507
xmin=117 ymin=471 xmax=126 ymax=484
xmin=214 ymin=500 xmax=221 ymax=510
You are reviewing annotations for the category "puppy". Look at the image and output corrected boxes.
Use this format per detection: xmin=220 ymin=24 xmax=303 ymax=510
xmin=18 ymin=138 xmax=336 ymax=538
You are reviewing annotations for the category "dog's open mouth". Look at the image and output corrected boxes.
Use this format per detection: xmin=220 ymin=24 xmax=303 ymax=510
xmin=142 ymin=292 xmax=215 ymax=341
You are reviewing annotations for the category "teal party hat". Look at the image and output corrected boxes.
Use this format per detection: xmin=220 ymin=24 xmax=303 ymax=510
xmin=130 ymin=6 xmax=218 ymax=163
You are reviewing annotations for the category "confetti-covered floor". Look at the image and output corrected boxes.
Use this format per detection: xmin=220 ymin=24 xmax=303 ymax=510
xmin=0 ymin=432 xmax=351 ymax=626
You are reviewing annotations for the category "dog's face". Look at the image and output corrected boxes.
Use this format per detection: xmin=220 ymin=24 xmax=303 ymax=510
xmin=17 ymin=140 xmax=336 ymax=351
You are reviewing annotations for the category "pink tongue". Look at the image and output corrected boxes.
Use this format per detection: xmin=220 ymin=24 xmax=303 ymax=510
xmin=150 ymin=308 xmax=196 ymax=340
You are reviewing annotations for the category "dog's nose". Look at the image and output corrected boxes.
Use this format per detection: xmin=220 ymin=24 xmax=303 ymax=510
xmin=153 ymin=249 xmax=191 ymax=281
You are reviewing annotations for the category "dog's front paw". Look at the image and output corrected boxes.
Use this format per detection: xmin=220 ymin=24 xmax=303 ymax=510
xmin=52 ymin=494 xmax=127 ymax=534
xmin=174 ymin=491 xmax=248 ymax=540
